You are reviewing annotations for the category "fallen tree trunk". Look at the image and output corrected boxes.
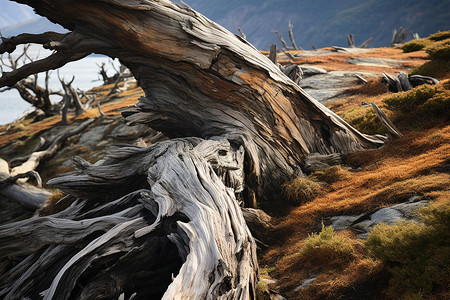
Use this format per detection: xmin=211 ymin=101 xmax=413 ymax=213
xmin=0 ymin=0 xmax=387 ymax=298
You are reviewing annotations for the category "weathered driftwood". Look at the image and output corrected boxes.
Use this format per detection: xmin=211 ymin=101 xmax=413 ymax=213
xmin=9 ymin=118 xmax=98 ymax=179
xmin=302 ymin=153 xmax=342 ymax=173
xmin=237 ymin=27 xmax=247 ymax=40
xmin=1 ymin=139 xmax=257 ymax=299
xmin=371 ymin=102 xmax=403 ymax=138
xmin=409 ymin=74 xmax=440 ymax=87
xmin=355 ymin=74 xmax=368 ymax=84
xmin=0 ymin=158 xmax=50 ymax=210
xmin=280 ymin=64 xmax=303 ymax=85
xmin=269 ymin=43 xmax=278 ymax=64
xmin=382 ymin=72 xmax=439 ymax=92
xmin=0 ymin=0 xmax=388 ymax=298
xmin=398 ymin=71 xmax=412 ymax=91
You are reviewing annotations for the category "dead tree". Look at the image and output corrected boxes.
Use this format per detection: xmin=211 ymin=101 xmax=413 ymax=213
xmin=346 ymin=34 xmax=372 ymax=48
xmin=288 ymin=20 xmax=302 ymax=50
xmin=0 ymin=40 xmax=93 ymax=120
xmin=390 ymin=26 xmax=408 ymax=47
xmin=347 ymin=34 xmax=356 ymax=48
xmin=0 ymin=44 xmax=61 ymax=116
xmin=272 ymin=30 xmax=291 ymax=50
xmin=0 ymin=0 xmax=386 ymax=299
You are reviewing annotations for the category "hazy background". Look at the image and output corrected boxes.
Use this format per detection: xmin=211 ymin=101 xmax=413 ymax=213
xmin=0 ymin=0 xmax=449 ymax=124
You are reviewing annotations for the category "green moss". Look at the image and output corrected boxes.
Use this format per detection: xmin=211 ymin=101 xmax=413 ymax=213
xmin=428 ymin=30 xmax=450 ymax=41
xmin=410 ymin=59 xmax=450 ymax=79
xmin=366 ymin=202 xmax=450 ymax=297
xmin=340 ymin=106 xmax=386 ymax=135
xmin=383 ymin=85 xmax=450 ymax=118
xmin=260 ymin=267 xmax=275 ymax=276
xmin=401 ymin=38 xmax=432 ymax=53
xmin=425 ymin=39 xmax=450 ymax=60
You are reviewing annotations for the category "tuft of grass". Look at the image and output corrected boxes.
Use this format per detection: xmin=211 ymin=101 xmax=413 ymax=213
xmin=366 ymin=201 xmax=450 ymax=298
xmin=256 ymin=280 xmax=270 ymax=300
xmin=38 ymin=190 xmax=71 ymax=216
xmin=299 ymin=223 xmax=355 ymax=261
xmin=401 ymin=38 xmax=432 ymax=53
xmin=311 ymin=165 xmax=349 ymax=185
xmin=425 ymin=39 xmax=450 ymax=60
xmin=282 ymin=177 xmax=324 ymax=205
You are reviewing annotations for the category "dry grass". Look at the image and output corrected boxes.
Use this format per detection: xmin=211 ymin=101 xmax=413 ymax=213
xmin=263 ymin=124 xmax=449 ymax=299
xmin=277 ymin=47 xmax=429 ymax=73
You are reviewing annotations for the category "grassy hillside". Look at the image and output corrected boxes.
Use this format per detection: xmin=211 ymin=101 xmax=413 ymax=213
xmin=185 ymin=0 xmax=450 ymax=49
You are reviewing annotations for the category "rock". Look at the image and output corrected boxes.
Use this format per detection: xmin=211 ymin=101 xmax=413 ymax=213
xmin=294 ymin=277 xmax=317 ymax=291
xmin=300 ymin=71 xmax=376 ymax=103
xmin=347 ymin=57 xmax=406 ymax=68
xmin=78 ymin=124 xmax=110 ymax=147
xmin=330 ymin=214 xmax=365 ymax=231
xmin=328 ymin=196 xmax=429 ymax=239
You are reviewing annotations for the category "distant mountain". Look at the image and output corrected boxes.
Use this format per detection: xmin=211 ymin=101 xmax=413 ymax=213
xmin=0 ymin=0 xmax=35 ymax=29
xmin=2 ymin=18 xmax=66 ymax=37
xmin=1 ymin=0 xmax=449 ymax=50
xmin=183 ymin=0 xmax=450 ymax=50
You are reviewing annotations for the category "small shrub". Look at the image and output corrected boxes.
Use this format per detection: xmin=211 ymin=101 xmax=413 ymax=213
xmin=383 ymin=84 xmax=450 ymax=119
xmin=366 ymin=201 xmax=450 ymax=297
xmin=428 ymin=30 xmax=450 ymax=41
xmin=311 ymin=165 xmax=349 ymax=184
xmin=425 ymin=39 xmax=450 ymax=60
xmin=299 ymin=223 xmax=355 ymax=261
xmin=282 ymin=177 xmax=323 ymax=205
xmin=383 ymin=84 xmax=437 ymax=112
xmin=410 ymin=60 xmax=450 ymax=79
xmin=401 ymin=38 xmax=432 ymax=53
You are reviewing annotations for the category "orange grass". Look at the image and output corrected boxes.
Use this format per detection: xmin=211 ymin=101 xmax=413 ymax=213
xmin=262 ymin=125 xmax=450 ymax=298
xmin=277 ymin=47 xmax=429 ymax=73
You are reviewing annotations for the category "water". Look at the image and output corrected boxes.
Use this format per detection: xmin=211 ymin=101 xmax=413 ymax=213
xmin=0 ymin=44 xmax=120 ymax=125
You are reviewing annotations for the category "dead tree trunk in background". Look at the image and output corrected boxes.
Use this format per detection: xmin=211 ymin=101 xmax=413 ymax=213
xmin=0 ymin=0 xmax=386 ymax=298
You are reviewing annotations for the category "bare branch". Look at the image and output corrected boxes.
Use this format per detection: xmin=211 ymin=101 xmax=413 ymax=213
xmin=0 ymin=50 xmax=89 ymax=88
xmin=0 ymin=32 xmax=68 ymax=54
xmin=237 ymin=27 xmax=246 ymax=40
xmin=272 ymin=30 xmax=291 ymax=50
xmin=288 ymin=20 xmax=301 ymax=50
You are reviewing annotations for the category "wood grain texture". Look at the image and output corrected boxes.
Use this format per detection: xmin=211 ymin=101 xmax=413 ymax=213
xmin=1 ymin=139 xmax=257 ymax=299
xmin=8 ymin=0 xmax=385 ymax=200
